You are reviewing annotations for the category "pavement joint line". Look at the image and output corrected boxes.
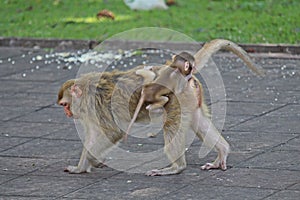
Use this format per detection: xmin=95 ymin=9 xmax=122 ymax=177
xmin=0 ymin=194 xmax=57 ymax=199
xmin=234 ymin=134 xmax=300 ymax=168
xmin=159 ymin=184 xmax=190 ymax=199
xmin=193 ymin=181 xmax=280 ymax=192
xmin=0 ymin=138 xmax=38 ymax=154
xmin=0 ymin=128 xmax=64 ymax=153
xmin=0 ymin=168 xmax=40 ymax=186
xmin=2 ymin=103 xmax=54 ymax=123
xmin=286 ymin=182 xmax=300 ymax=190
xmin=0 ymin=154 xmax=72 ymax=161
xmin=260 ymin=190 xmax=282 ymax=200
xmin=227 ymin=103 xmax=289 ymax=130
xmin=33 ymin=104 xmax=55 ymax=112
xmin=225 ymin=129 xmax=300 ymax=135
xmin=54 ymin=179 xmax=106 ymax=199
xmin=228 ymin=165 xmax=300 ymax=172
xmin=0 ymin=134 xmax=80 ymax=142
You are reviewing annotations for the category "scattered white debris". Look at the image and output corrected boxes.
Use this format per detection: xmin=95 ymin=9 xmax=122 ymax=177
xmin=36 ymin=55 xmax=43 ymax=60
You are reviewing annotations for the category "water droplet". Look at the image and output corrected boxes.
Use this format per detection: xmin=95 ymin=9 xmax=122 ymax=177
xmin=123 ymin=64 xmax=127 ymax=68
xmin=57 ymin=66 xmax=61 ymax=69
xmin=11 ymin=61 xmax=15 ymax=64
xmin=35 ymin=66 xmax=40 ymax=69
xmin=68 ymin=66 xmax=72 ymax=70
xmin=22 ymin=73 xmax=27 ymax=77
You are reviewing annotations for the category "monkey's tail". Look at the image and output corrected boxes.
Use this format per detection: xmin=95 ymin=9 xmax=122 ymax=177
xmin=125 ymin=94 xmax=145 ymax=141
xmin=194 ymin=39 xmax=265 ymax=76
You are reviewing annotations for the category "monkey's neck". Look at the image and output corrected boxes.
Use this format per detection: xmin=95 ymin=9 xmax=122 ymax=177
xmin=185 ymin=72 xmax=193 ymax=81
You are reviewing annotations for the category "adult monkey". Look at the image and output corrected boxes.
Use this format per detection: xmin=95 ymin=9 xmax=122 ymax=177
xmin=57 ymin=39 xmax=264 ymax=176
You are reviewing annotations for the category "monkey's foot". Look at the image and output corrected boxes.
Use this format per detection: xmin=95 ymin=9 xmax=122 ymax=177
xmin=146 ymin=106 xmax=163 ymax=113
xmin=200 ymin=160 xmax=227 ymax=171
xmin=64 ymin=165 xmax=92 ymax=174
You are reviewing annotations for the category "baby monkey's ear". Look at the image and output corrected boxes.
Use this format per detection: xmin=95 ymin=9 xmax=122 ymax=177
xmin=172 ymin=55 xmax=177 ymax=61
xmin=184 ymin=61 xmax=190 ymax=71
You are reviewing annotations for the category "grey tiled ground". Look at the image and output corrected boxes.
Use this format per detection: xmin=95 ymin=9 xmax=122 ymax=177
xmin=0 ymin=46 xmax=299 ymax=200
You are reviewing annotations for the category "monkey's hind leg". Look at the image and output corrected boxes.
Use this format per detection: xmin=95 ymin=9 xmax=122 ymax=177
xmin=146 ymin=96 xmax=169 ymax=111
xmin=146 ymin=155 xmax=186 ymax=176
xmin=192 ymin=108 xmax=230 ymax=170
xmin=146 ymin=124 xmax=187 ymax=176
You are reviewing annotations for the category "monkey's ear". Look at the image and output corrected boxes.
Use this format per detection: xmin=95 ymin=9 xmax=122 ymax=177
xmin=184 ymin=61 xmax=190 ymax=71
xmin=172 ymin=55 xmax=176 ymax=61
xmin=71 ymin=84 xmax=83 ymax=98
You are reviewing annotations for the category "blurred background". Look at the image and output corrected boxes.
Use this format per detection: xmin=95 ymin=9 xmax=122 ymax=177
xmin=0 ymin=0 xmax=299 ymax=44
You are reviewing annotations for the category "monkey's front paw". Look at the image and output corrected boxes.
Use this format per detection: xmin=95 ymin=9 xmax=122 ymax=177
xmin=145 ymin=169 xmax=162 ymax=176
xmin=64 ymin=166 xmax=91 ymax=174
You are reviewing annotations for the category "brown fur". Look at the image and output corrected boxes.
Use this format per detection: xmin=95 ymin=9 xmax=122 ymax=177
xmin=57 ymin=39 xmax=263 ymax=175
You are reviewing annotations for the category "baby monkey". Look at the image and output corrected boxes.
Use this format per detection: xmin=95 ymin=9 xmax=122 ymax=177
xmin=126 ymin=52 xmax=195 ymax=138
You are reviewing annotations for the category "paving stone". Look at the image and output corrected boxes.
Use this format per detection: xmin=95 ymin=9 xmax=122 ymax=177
xmin=0 ymin=135 xmax=32 ymax=152
xmin=0 ymin=138 xmax=82 ymax=159
xmin=161 ymin=184 xmax=275 ymax=200
xmin=30 ymin=159 xmax=120 ymax=180
xmin=237 ymin=150 xmax=300 ymax=171
xmin=0 ymin=174 xmax=18 ymax=184
xmin=230 ymin=115 xmax=300 ymax=134
xmin=64 ymin=178 xmax=188 ymax=199
xmin=201 ymin=168 xmax=300 ymax=190
xmin=264 ymin=190 xmax=300 ymax=200
xmin=0 ymin=175 xmax=96 ymax=198
xmin=0 ymin=157 xmax=58 ymax=175
xmin=0 ymin=46 xmax=299 ymax=199
xmin=0 ymin=105 xmax=37 ymax=122
xmin=273 ymin=136 xmax=300 ymax=151
xmin=11 ymin=107 xmax=74 ymax=124
xmin=0 ymin=93 xmax=56 ymax=107
xmin=0 ymin=121 xmax=69 ymax=138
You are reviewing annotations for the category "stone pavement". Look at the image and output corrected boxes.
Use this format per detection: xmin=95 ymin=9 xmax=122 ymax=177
xmin=0 ymin=44 xmax=299 ymax=200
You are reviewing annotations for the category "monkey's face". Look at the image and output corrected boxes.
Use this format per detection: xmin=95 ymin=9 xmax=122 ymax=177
xmin=57 ymin=87 xmax=74 ymax=118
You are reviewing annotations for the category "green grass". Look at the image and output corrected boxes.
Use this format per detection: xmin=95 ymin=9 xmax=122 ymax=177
xmin=0 ymin=0 xmax=299 ymax=44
